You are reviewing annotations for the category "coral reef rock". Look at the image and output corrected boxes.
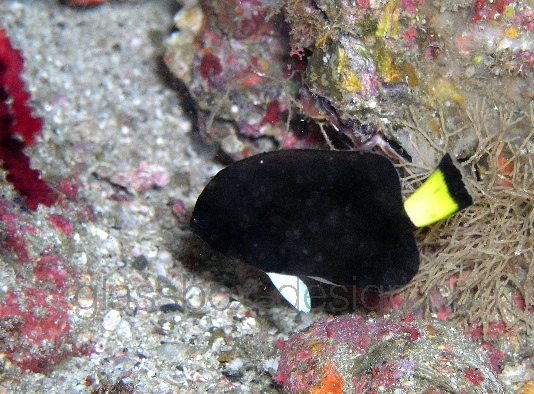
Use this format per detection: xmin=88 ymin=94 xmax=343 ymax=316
xmin=275 ymin=314 xmax=505 ymax=393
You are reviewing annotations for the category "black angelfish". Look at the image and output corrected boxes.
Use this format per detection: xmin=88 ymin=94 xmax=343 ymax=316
xmin=191 ymin=150 xmax=472 ymax=312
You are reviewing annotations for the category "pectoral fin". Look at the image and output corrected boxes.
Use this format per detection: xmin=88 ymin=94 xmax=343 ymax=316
xmin=308 ymin=276 xmax=340 ymax=286
xmin=267 ymin=272 xmax=311 ymax=313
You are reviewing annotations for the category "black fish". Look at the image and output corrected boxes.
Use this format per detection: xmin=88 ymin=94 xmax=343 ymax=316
xmin=191 ymin=150 xmax=472 ymax=312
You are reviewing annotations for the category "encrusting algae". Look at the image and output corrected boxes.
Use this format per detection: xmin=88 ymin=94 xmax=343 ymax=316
xmin=275 ymin=314 xmax=505 ymax=393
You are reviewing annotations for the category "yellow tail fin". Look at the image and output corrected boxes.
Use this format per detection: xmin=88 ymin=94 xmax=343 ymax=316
xmin=404 ymin=154 xmax=473 ymax=228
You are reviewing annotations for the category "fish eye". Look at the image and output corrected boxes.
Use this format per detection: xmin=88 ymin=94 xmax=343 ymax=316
xmin=191 ymin=215 xmax=208 ymax=230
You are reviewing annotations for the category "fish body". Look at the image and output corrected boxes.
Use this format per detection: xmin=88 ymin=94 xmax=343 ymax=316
xmin=191 ymin=150 xmax=472 ymax=312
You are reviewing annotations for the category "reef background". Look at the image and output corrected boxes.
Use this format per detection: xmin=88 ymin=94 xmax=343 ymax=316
xmin=0 ymin=0 xmax=533 ymax=393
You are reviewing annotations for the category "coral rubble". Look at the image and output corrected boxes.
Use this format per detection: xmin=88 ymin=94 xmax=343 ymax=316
xmin=275 ymin=314 xmax=505 ymax=393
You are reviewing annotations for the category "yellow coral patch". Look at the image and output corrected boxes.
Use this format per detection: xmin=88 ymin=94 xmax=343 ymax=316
xmin=518 ymin=381 xmax=534 ymax=394
xmin=402 ymin=62 xmax=418 ymax=87
xmin=427 ymin=77 xmax=465 ymax=106
xmin=310 ymin=341 xmax=325 ymax=353
xmin=337 ymin=47 xmax=363 ymax=93
xmin=505 ymin=26 xmax=518 ymax=38
xmin=504 ymin=4 xmax=515 ymax=18
xmin=376 ymin=0 xmax=400 ymax=38
xmin=340 ymin=72 xmax=363 ymax=93
xmin=375 ymin=44 xmax=403 ymax=83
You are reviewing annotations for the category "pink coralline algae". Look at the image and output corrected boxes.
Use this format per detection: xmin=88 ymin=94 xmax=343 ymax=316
xmin=107 ymin=161 xmax=170 ymax=194
xmin=275 ymin=314 xmax=505 ymax=393
xmin=0 ymin=286 xmax=76 ymax=373
xmin=0 ymin=196 xmax=92 ymax=373
xmin=47 ymin=213 xmax=74 ymax=236
xmin=0 ymin=28 xmax=56 ymax=210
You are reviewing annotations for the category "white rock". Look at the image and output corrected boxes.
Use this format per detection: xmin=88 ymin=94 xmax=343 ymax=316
xmin=116 ymin=319 xmax=132 ymax=339
xmin=102 ymin=309 xmax=121 ymax=331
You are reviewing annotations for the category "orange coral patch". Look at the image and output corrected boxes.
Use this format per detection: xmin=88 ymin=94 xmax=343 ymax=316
xmin=497 ymin=155 xmax=514 ymax=187
xmin=311 ymin=362 xmax=344 ymax=394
